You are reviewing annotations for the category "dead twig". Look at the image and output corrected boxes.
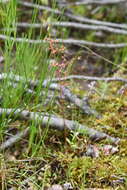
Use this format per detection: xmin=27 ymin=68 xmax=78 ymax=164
xmin=15 ymin=22 xmax=127 ymax=35
xmin=60 ymin=86 xmax=98 ymax=116
xmin=0 ymin=108 xmax=120 ymax=151
xmin=49 ymin=75 xmax=127 ymax=83
xmin=18 ymin=1 xmax=127 ymax=30
xmin=0 ymin=128 xmax=29 ymax=151
xmin=0 ymin=34 xmax=127 ymax=48
xmin=0 ymin=73 xmax=98 ymax=116
xmin=18 ymin=0 xmax=61 ymax=14
xmin=64 ymin=0 xmax=126 ymax=6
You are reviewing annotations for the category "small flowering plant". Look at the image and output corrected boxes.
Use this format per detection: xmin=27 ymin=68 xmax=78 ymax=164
xmin=45 ymin=38 xmax=68 ymax=78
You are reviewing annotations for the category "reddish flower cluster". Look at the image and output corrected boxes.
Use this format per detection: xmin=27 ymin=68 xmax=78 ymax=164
xmin=45 ymin=38 xmax=68 ymax=78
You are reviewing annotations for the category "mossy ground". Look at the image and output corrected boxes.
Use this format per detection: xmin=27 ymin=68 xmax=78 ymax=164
xmin=0 ymin=1 xmax=127 ymax=189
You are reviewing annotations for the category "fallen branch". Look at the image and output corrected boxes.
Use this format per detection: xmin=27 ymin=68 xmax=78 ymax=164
xmin=60 ymin=86 xmax=98 ymax=116
xmin=64 ymin=13 xmax=127 ymax=30
xmin=2 ymin=81 xmax=60 ymax=105
xmin=2 ymin=72 xmax=127 ymax=87
xmin=18 ymin=0 xmax=61 ymax=14
xmin=0 ymin=34 xmax=127 ymax=48
xmin=49 ymin=75 xmax=127 ymax=83
xmin=0 ymin=108 xmax=120 ymax=151
xmin=2 ymin=72 xmax=127 ymax=116
xmin=0 ymin=73 xmax=98 ymax=116
xmin=65 ymin=0 xmax=126 ymax=6
xmin=0 ymin=127 xmax=29 ymax=151
xmin=18 ymin=1 xmax=127 ymax=30
xmin=15 ymin=22 xmax=127 ymax=35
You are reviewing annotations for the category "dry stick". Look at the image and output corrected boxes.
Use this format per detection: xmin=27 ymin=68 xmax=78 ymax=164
xmin=49 ymin=75 xmax=127 ymax=83
xmin=15 ymin=22 xmax=127 ymax=35
xmin=18 ymin=0 xmax=61 ymax=14
xmin=18 ymin=1 xmax=127 ymax=30
xmin=0 ymin=75 xmax=60 ymax=102
xmin=2 ymin=73 xmax=127 ymax=116
xmin=0 ymin=34 xmax=127 ymax=48
xmin=60 ymin=86 xmax=98 ymax=116
xmin=0 ymin=128 xmax=29 ymax=151
xmin=0 ymin=72 xmax=39 ymax=88
xmin=63 ymin=13 xmax=127 ymax=30
xmin=6 ymin=81 xmax=60 ymax=103
xmin=65 ymin=0 xmax=126 ymax=6
xmin=12 ymin=71 xmax=127 ymax=116
xmin=0 ymin=73 xmax=98 ymax=116
xmin=0 ymin=108 xmax=120 ymax=151
xmin=2 ymin=72 xmax=127 ymax=91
